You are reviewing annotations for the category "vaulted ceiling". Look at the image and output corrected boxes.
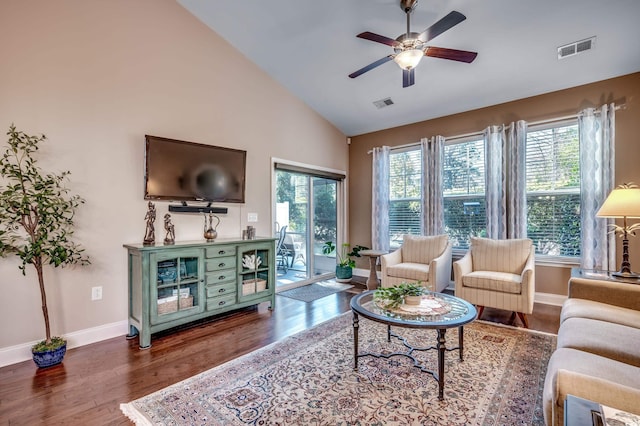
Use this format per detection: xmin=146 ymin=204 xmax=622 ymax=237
xmin=178 ymin=0 xmax=640 ymax=136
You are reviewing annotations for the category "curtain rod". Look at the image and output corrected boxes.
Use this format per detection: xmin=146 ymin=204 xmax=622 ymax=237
xmin=367 ymin=103 xmax=626 ymax=154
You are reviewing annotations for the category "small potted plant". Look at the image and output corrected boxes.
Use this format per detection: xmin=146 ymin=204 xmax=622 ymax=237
xmin=0 ymin=125 xmax=90 ymax=368
xmin=374 ymin=282 xmax=426 ymax=309
xmin=322 ymin=241 xmax=369 ymax=283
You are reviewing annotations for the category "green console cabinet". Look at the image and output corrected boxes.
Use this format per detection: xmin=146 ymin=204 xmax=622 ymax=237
xmin=124 ymin=237 xmax=276 ymax=349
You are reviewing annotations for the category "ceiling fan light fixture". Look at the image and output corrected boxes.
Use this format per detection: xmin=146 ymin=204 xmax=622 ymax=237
xmin=393 ymin=48 xmax=423 ymax=70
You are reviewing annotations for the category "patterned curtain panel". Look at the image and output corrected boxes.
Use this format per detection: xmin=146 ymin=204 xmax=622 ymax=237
xmin=371 ymin=146 xmax=390 ymax=251
xmin=484 ymin=125 xmax=507 ymax=239
xmin=506 ymin=121 xmax=528 ymax=238
xmin=421 ymin=136 xmax=445 ymax=235
xmin=579 ymin=104 xmax=616 ymax=271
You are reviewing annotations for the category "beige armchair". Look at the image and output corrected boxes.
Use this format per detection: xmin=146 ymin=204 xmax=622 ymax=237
xmin=380 ymin=234 xmax=452 ymax=293
xmin=453 ymin=237 xmax=535 ymax=327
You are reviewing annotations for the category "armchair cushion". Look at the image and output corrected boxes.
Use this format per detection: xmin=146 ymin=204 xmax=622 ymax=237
xmin=402 ymin=234 xmax=448 ymax=264
xmin=461 ymin=271 xmax=522 ymax=294
xmin=470 ymin=237 xmax=532 ymax=275
xmin=386 ymin=262 xmax=430 ymax=282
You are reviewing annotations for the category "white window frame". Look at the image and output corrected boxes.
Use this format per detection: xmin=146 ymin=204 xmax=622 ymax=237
xmin=525 ymin=119 xmax=581 ymax=265
xmin=388 ymin=146 xmax=422 ymax=249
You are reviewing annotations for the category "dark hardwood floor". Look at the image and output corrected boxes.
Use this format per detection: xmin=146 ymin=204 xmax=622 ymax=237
xmin=0 ymin=282 xmax=560 ymax=425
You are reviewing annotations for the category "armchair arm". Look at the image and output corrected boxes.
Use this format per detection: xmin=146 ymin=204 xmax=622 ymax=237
xmin=381 ymin=248 xmax=402 ymax=274
xmin=568 ymin=277 xmax=640 ymax=311
xmin=520 ymin=246 xmax=536 ymax=311
xmin=453 ymin=250 xmax=472 ymax=293
xmin=430 ymin=241 xmax=452 ymax=292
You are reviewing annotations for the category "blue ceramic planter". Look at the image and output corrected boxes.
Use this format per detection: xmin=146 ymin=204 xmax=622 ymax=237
xmin=32 ymin=343 xmax=67 ymax=368
xmin=336 ymin=265 xmax=353 ymax=282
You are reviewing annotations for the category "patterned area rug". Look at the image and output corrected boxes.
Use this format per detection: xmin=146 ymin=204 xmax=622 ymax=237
xmin=121 ymin=314 xmax=556 ymax=425
xmin=277 ymin=280 xmax=354 ymax=302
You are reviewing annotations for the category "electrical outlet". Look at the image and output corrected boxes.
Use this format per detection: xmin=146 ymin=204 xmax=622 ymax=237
xmin=248 ymin=213 xmax=258 ymax=222
xmin=91 ymin=286 xmax=103 ymax=301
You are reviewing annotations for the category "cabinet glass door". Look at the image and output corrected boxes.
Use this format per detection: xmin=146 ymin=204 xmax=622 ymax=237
xmin=151 ymin=249 xmax=204 ymax=323
xmin=238 ymin=242 xmax=272 ymax=300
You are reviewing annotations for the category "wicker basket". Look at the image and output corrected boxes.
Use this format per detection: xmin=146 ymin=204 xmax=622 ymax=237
xmin=242 ymin=278 xmax=267 ymax=295
xmin=157 ymin=295 xmax=193 ymax=315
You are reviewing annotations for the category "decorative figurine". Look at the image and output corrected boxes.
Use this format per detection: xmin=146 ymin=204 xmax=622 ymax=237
xmin=163 ymin=213 xmax=175 ymax=245
xmin=143 ymin=201 xmax=156 ymax=245
xmin=203 ymin=212 xmax=220 ymax=241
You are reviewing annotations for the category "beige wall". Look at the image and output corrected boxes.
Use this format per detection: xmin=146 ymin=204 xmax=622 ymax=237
xmin=0 ymin=0 xmax=346 ymax=350
xmin=349 ymin=72 xmax=640 ymax=296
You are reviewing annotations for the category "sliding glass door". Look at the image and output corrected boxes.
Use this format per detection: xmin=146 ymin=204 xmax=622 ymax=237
xmin=274 ymin=167 xmax=341 ymax=290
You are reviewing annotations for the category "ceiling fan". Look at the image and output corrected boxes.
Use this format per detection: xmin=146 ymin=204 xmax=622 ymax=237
xmin=349 ymin=0 xmax=477 ymax=88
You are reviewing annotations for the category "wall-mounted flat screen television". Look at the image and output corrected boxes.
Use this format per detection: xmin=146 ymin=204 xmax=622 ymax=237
xmin=144 ymin=135 xmax=246 ymax=203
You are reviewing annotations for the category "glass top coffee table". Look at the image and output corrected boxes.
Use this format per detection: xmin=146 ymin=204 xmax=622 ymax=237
xmin=350 ymin=290 xmax=477 ymax=400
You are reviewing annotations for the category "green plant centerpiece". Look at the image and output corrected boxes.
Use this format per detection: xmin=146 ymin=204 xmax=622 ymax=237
xmin=322 ymin=241 xmax=369 ymax=283
xmin=0 ymin=125 xmax=90 ymax=368
xmin=374 ymin=282 xmax=426 ymax=309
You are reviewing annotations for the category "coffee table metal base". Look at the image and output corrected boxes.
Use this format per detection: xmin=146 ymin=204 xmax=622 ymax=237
xmin=352 ymin=312 xmax=464 ymax=400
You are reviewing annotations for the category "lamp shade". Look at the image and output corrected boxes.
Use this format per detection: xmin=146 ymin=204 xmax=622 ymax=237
xmin=393 ymin=49 xmax=424 ymax=70
xmin=596 ymin=188 xmax=640 ymax=218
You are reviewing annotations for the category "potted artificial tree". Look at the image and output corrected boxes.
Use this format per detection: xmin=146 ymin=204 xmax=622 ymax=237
xmin=0 ymin=125 xmax=90 ymax=368
xmin=322 ymin=241 xmax=368 ymax=283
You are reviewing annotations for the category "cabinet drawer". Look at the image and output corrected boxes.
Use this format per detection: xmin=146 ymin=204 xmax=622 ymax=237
xmin=206 ymin=256 xmax=236 ymax=272
xmin=206 ymin=269 xmax=236 ymax=286
xmin=205 ymin=246 xmax=236 ymax=258
xmin=206 ymin=281 xmax=236 ymax=298
xmin=207 ymin=293 xmax=237 ymax=311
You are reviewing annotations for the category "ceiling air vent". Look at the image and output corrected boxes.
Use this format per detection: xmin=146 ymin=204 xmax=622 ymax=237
xmin=373 ymin=97 xmax=394 ymax=109
xmin=558 ymin=36 xmax=596 ymax=59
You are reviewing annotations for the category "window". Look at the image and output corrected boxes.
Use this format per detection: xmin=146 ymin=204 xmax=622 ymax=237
xmin=389 ymin=149 xmax=421 ymax=247
xmin=443 ymin=139 xmax=486 ymax=249
xmin=525 ymin=122 xmax=580 ymax=257
xmin=386 ymin=120 xmax=582 ymax=260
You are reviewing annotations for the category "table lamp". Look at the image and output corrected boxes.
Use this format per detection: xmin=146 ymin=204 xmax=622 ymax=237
xmin=596 ymin=184 xmax=640 ymax=278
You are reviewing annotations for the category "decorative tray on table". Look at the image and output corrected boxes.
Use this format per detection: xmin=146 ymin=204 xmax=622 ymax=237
xmin=374 ymin=293 xmax=452 ymax=316
xmin=398 ymin=295 xmax=452 ymax=315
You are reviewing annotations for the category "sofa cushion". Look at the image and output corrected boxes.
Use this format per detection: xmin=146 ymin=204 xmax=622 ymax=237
xmin=401 ymin=234 xmax=447 ymax=264
xmin=557 ymin=317 xmax=640 ymax=367
xmin=461 ymin=271 xmax=522 ymax=294
xmin=561 ymin=298 xmax=640 ymax=329
xmin=543 ymin=348 xmax=640 ymax=426
xmin=470 ymin=237 xmax=532 ymax=274
xmin=386 ymin=262 xmax=430 ymax=282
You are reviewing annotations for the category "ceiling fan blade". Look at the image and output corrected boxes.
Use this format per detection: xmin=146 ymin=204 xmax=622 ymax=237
xmin=349 ymin=55 xmax=394 ymax=78
xmin=357 ymin=31 xmax=400 ymax=47
xmin=418 ymin=11 xmax=466 ymax=43
xmin=402 ymin=68 xmax=415 ymax=88
xmin=425 ymin=46 xmax=477 ymax=63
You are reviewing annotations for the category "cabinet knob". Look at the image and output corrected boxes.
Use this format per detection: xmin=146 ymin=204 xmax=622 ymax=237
xmin=218 ymin=288 xmax=225 ymax=293
xmin=218 ymin=300 xmax=226 ymax=306
xmin=218 ymin=262 xmax=225 ymax=268
xmin=218 ymin=275 xmax=225 ymax=280
xmin=218 ymin=250 xmax=225 ymax=255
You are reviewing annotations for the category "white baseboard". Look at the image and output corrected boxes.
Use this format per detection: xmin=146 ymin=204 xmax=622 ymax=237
xmin=0 ymin=320 xmax=128 ymax=368
xmin=353 ymin=267 xmax=370 ymax=278
xmin=534 ymin=292 xmax=567 ymax=306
